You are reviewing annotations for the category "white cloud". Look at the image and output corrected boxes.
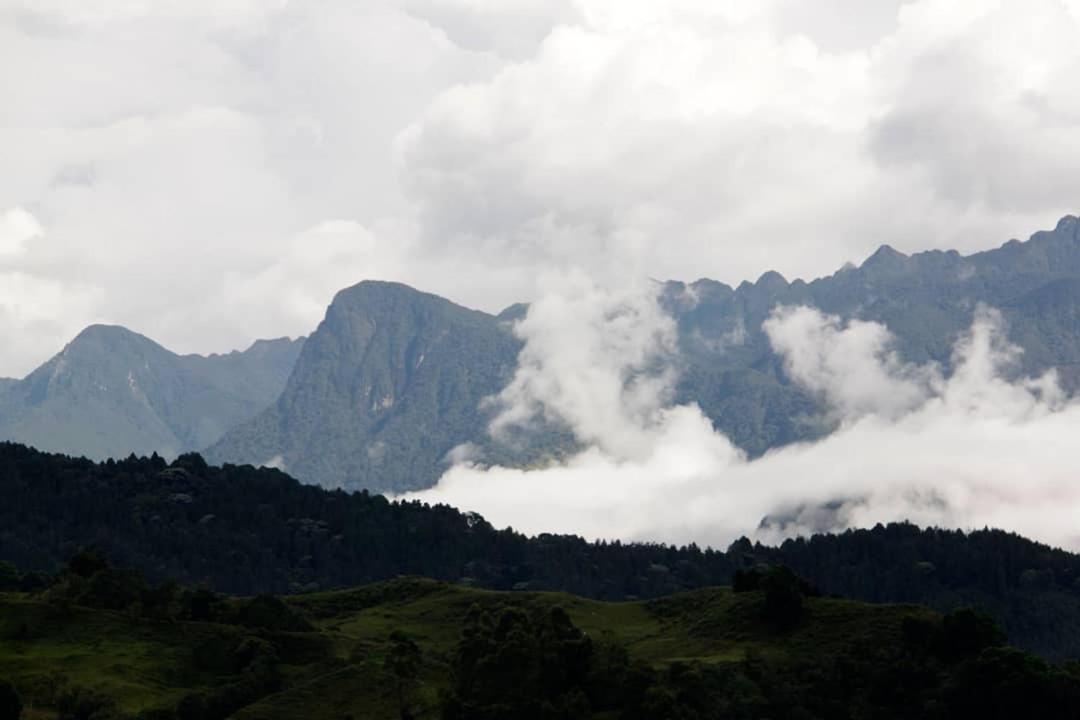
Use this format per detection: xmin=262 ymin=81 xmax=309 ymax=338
xmin=401 ymin=0 xmax=580 ymax=58
xmin=3 ymin=0 xmax=1080 ymax=398
xmin=0 ymin=271 xmax=105 ymax=378
xmin=764 ymin=305 xmax=940 ymax=421
xmin=0 ymin=207 xmax=41 ymax=256
xmin=0 ymin=0 xmax=497 ymax=375
xmin=396 ymin=0 xmax=1080 ymax=300
xmin=222 ymin=219 xmax=403 ymax=340
xmin=410 ymin=292 xmax=1080 ymax=551
xmin=488 ymin=272 xmax=678 ymax=458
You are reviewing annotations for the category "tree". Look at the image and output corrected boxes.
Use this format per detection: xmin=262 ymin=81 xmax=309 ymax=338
xmin=385 ymin=631 xmax=422 ymax=720
xmin=761 ymin=566 xmax=806 ymax=630
xmin=67 ymin=549 xmax=109 ymax=579
xmin=938 ymin=607 xmax=1006 ymax=662
xmin=442 ymin=605 xmax=592 ymax=720
xmin=0 ymin=680 xmax=21 ymax=720
xmin=0 ymin=563 xmax=19 ymax=592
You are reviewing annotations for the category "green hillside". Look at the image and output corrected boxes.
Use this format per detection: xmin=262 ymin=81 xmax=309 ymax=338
xmin=7 ymin=570 xmax=1077 ymax=720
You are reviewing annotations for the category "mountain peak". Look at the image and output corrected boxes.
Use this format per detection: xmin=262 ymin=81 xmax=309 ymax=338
xmin=755 ymin=270 xmax=789 ymax=289
xmin=63 ymin=324 xmax=163 ymax=358
xmin=333 ymin=280 xmax=428 ymax=303
xmin=209 ymin=277 xmax=524 ymax=493
xmin=860 ymin=244 xmax=912 ymax=273
xmin=72 ymin=324 xmax=142 ymax=342
xmin=497 ymin=303 xmax=530 ymax=323
xmin=1056 ymin=214 xmax=1079 ymax=235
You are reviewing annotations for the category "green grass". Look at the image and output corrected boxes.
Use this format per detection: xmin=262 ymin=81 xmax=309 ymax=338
xmin=0 ymin=579 xmax=938 ymax=719
xmin=0 ymin=593 xmax=247 ymax=714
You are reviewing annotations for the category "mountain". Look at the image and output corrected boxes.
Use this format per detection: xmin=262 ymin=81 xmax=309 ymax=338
xmin=668 ymin=214 xmax=1080 ymax=455
xmin=7 ymin=216 xmax=1080 ymax=487
xmin=212 ymin=215 xmax=1080 ymax=490
xmin=205 ymin=281 xmax=523 ymax=492
xmin=0 ymin=326 xmax=303 ymax=460
xmin=4 ymin=441 xmax=1080 ymax=660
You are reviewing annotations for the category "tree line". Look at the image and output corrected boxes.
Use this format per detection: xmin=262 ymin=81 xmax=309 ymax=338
xmin=2 ymin=441 xmax=1080 ymax=659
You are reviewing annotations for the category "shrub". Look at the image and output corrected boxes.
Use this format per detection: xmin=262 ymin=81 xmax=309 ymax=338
xmin=0 ymin=679 xmax=22 ymax=720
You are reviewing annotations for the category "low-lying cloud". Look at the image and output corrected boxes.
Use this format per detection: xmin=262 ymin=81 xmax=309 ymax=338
xmin=410 ymin=286 xmax=1080 ymax=551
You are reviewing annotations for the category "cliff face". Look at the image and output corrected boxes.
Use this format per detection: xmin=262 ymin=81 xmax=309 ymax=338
xmin=206 ymin=281 xmax=521 ymax=492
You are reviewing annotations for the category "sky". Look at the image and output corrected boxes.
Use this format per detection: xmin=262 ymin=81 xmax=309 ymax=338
xmin=3 ymin=0 xmax=1080 ymax=377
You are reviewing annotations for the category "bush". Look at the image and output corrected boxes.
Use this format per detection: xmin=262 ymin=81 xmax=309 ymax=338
xmin=761 ymin=567 xmax=805 ymax=630
xmin=67 ymin=549 xmax=110 ymax=580
xmin=732 ymin=567 xmax=763 ymax=593
xmin=0 ymin=679 xmax=22 ymax=720
xmin=235 ymin=595 xmax=312 ymax=632
xmin=938 ymin=608 xmax=1007 ymax=662
xmin=55 ymin=685 xmax=120 ymax=720
xmin=0 ymin=563 xmax=20 ymax=592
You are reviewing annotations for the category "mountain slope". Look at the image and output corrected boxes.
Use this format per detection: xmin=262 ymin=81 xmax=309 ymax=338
xmin=0 ymin=327 xmax=303 ymax=459
xmin=206 ymin=281 xmax=521 ymax=491
xmin=669 ymin=214 xmax=1080 ymax=455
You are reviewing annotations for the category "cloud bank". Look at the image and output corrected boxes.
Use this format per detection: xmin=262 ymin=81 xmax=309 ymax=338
xmin=4 ymin=0 xmax=1080 ymax=374
xmin=410 ymin=288 xmax=1080 ymax=551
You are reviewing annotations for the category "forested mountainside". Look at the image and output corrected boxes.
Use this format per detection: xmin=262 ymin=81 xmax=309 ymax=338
xmin=6 ymin=561 xmax=1077 ymax=720
xmin=210 ymin=215 xmax=1080 ymax=492
xmin=4 ymin=442 xmax=1080 ymax=660
xmin=0 ymin=327 xmax=303 ymax=460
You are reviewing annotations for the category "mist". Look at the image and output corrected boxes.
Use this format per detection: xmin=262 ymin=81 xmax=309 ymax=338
xmin=408 ymin=283 xmax=1080 ymax=551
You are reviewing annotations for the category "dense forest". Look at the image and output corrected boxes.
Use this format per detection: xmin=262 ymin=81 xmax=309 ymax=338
xmin=3 ymin=442 xmax=1080 ymax=660
xmin=3 ymin=555 xmax=1080 ymax=719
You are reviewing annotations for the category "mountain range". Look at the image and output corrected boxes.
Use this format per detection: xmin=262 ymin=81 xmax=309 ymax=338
xmin=2 ymin=215 xmax=1080 ymax=491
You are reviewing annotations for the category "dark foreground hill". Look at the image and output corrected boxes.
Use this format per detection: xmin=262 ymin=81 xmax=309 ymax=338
xmin=2 ymin=561 xmax=1080 ymax=720
xmin=3 ymin=442 xmax=1080 ymax=660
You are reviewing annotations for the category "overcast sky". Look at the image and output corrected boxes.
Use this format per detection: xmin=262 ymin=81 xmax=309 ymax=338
xmin=2 ymin=0 xmax=1080 ymax=377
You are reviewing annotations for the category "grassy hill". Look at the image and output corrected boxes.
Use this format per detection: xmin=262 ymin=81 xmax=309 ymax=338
xmin=4 ymin=570 xmax=1078 ymax=719
xmin=0 ymin=577 xmax=932 ymax=719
